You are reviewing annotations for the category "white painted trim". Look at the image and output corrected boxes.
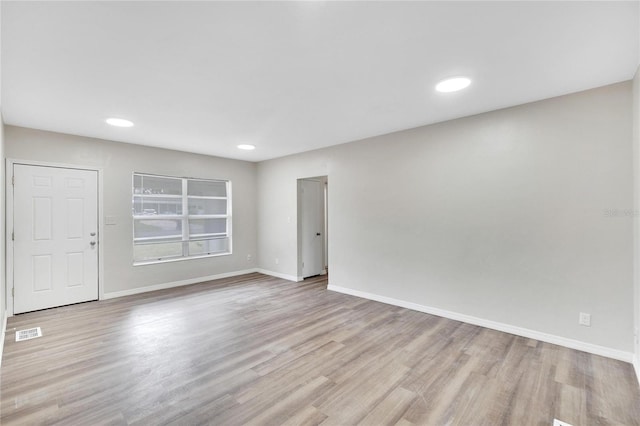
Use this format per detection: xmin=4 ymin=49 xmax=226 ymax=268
xmin=98 ymin=170 xmax=105 ymax=301
xmin=6 ymin=159 xmax=105 ymax=316
xmin=6 ymin=161 xmax=13 ymax=317
xmin=102 ymin=268 xmax=258 ymax=300
xmin=133 ymin=251 xmax=232 ymax=267
xmin=256 ymin=268 xmax=303 ymax=282
xmin=634 ymin=354 xmax=640 ymax=387
xmin=328 ymin=284 xmax=634 ymax=363
xmin=0 ymin=311 xmax=8 ymax=368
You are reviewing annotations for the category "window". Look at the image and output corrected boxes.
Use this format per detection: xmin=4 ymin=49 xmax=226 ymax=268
xmin=132 ymin=173 xmax=231 ymax=264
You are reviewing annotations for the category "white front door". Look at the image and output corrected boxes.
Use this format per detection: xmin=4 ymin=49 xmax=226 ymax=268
xmin=300 ymin=179 xmax=324 ymax=278
xmin=13 ymin=164 xmax=99 ymax=314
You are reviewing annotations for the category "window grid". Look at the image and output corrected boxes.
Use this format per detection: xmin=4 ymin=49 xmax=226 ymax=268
xmin=132 ymin=173 xmax=232 ymax=264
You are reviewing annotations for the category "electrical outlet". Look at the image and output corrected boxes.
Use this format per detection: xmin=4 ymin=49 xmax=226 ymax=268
xmin=275 ymin=258 xmax=279 ymax=265
xmin=247 ymin=254 xmax=252 ymax=262
xmin=579 ymin=312 xmax=591 ymax=327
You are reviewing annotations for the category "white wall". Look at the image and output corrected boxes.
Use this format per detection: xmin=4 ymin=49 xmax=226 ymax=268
xmin=258 ymin=82 xmax=634 ymax=353
xmin=5 ymin=126 xmax=257 ymax=296
xmin=258 ymin=152 xmax=330 ymax=279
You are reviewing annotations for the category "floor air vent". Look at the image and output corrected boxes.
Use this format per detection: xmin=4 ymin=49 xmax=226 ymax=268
xmin=15 ymin=327 xmax=42 ymax=342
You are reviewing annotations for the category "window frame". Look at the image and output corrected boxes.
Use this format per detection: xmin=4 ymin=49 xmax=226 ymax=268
xmin=132 ymin=172 xmax=232 ymax=265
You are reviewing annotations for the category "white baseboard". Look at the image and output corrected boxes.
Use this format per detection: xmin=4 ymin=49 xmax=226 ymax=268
xmin=634 ymin=354 xmax=640 ymax=387
xmin=0 ymin=310 xmax=8 ymax=368
xmin=256 ymin=269 xmax=303 ymax=282
xmin=103 ymin=268 xmax=259 ymax=300
xmin=328 ymin=284 xmax=634 ymax=363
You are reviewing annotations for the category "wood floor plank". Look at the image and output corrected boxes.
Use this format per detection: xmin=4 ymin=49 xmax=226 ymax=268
xmin=234 ymin=341 xmax=344 ymax=405
xmin=586 ymin=353 xmax=640 ymax=425
xmin=1 ymin=272 xmax=638 ymax=425
xmin=554 ymin=382 xmax=587 ymax=426
xmin=244 ymin=376 xmax=333 ymax=426
xmin=280 ymin=404 xmax=328 ymax=426
xmin=393 ymin=418 xmax=415 ymax=426
xmin=357 ymin=386 xmax=416 ymax=426
xmin=315 ymin=358 xmax=410 ymax=424
xmin=498 ymin=346 xmax=557 ymax=425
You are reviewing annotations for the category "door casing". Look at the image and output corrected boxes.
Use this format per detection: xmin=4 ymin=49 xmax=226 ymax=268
xmin=297 ymin=176 xmax=327 ymax=279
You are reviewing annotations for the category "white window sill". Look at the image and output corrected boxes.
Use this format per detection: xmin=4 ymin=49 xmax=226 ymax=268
xmin=133 ymin=251 xmax=232 ymax=266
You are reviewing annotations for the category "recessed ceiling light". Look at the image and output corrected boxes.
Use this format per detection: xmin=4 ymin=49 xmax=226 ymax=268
xmin=435 ymin=77 xmax=471 ymax=93
xmin=106 ymin=117 xmax=134 ymax=127
xmin=237 ymin=144 xmax=256 ymax=150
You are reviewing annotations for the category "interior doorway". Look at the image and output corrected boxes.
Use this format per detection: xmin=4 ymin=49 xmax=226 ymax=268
xmin=298 ymin=176 xmax=327 ymax=279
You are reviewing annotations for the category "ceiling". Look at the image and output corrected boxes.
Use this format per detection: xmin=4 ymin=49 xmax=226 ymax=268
xmin=2 ymin=1 xmax=638 ymax=162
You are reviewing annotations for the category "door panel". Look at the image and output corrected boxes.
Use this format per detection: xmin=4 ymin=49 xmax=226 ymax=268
xmin=14 ymin=164 xmax=99 ymax=314
xmin=32 ymin=255 xmax=52 ymax=292
xmin=67 ymin=252 xmax=85 ymax=287
xmin=33 ymin=197 xmax=52 ymax=240
xmin=67 ymin=198 xmax=84 ymax=238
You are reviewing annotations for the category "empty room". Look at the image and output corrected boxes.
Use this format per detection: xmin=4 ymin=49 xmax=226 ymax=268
xmin=1 ymin=1 xmax=640 ymax=425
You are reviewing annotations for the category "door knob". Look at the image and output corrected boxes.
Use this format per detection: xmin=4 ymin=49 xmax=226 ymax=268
xmin=316 ymin=233 xmax=321 ymax=236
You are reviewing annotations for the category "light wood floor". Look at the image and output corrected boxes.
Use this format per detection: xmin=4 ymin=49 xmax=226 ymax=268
xmin=1 ymin=273 xmax=639 ymax=425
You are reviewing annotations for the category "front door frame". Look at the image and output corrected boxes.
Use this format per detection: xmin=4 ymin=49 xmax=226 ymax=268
xmin=6 ymin=158 xmax=105 ymax=316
